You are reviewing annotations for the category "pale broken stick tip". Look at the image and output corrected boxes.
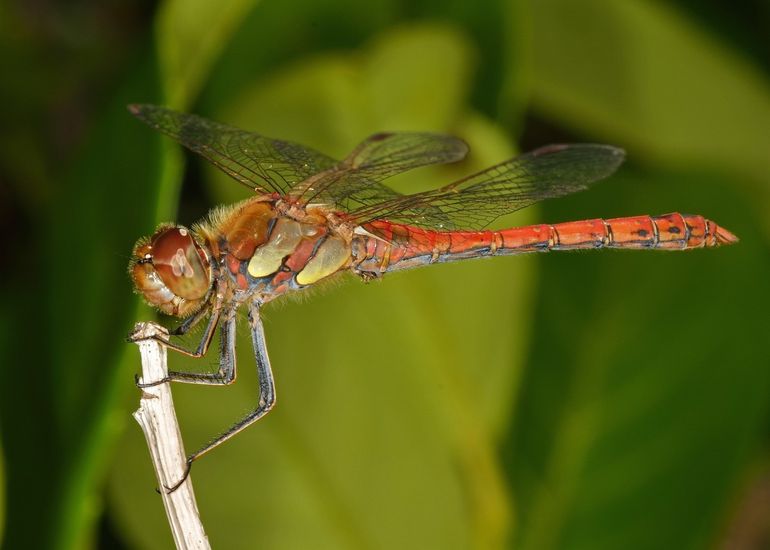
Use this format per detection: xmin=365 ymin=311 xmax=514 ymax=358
xmin=132 ymin=321 xmax=211 ymax=550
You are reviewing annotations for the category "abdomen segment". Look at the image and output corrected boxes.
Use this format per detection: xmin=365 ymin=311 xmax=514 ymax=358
xmin=352 ymin=213 xmax=737 ymax=274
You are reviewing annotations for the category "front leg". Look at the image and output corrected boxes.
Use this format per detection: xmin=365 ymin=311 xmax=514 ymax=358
xmin=128 ymin=292 xmax=224 ymax=358
xmin=136 ymin=306 xmax=239 ymax=388
xmin=162 ymin=307 xmax=239 ymax=386
xmin=169 ymin=305 xmax=210 ymax=336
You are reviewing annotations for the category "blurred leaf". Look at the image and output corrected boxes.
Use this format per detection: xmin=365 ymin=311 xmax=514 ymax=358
xmin=527 ymin=0 xmax=770 ymax=189
xmin=109 ymin=24 xmax=535 ymax=550
xmin=497 ymin=0 xmax=533 ymax=131
xmin=670 ymin=0 xmax=770 ymax=73
xmin=402 ymin=0 xmax=525 ymax=121
xmin=0 ymin=47 xmax=166 ymax=550
xmin=156 ymin=0 xmax=260 ymax=107
xmin=505 ymin=168 xmax=770 ymax=549
xmin=201 ymin=0 xmax=527 ymax=123
xmin=200 ymin=0 xmax=397 ymax=110
xmin=364 ymin=26 xmax=474 ymax=130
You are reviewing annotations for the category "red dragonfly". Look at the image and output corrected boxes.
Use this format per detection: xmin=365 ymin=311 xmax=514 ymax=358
xmin=128 ymin=104 xmax=736 ymax=489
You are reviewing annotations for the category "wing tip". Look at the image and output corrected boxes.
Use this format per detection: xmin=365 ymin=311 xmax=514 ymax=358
xmin=603 ymin=144 xmax=626 ymax=162
xmin=456 ymin=137 xmax=470 ymax=159
xmin=532 ymin=143 xmax=625 ymax=157
xmin=532 ymin=143 xmax=626 ymax=178
xmin=127 ymin=103 xmax=169 ymax=120
xmin=127 ymin=103 xmax=156 ymax=117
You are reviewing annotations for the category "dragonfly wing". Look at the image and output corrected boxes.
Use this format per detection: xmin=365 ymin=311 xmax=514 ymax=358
xmin=350 ymin=144 xmax=626 ymax=230
xmin=292 ymin=132 xmax=469 ymax=210
xmin=342 ymin=132 xmax=469 ymax=180
xmin=128 ymin=104 xmax=338 ymax=196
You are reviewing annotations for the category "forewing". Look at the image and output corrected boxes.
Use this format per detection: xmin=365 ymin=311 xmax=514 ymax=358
xmin=128 ymin=104 xmax=338 ymax=196
xmin=349 ymin=144 xmax=626 ymax=230
xmin=293 ymin=132 xmax=469 ymax=210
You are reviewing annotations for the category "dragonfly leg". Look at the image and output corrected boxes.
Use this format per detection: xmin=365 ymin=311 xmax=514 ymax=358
xmin=137 ymin=307 xmax=240 ymax=388
xmin=128 ymin=292 xmax=223 ymax=357
xmin=165 ymin=301 xmax=276 ymax=492
xmin=169 ymin=306 xmax=209 ymax=336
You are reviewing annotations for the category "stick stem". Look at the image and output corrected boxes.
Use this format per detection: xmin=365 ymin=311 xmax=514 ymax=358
xmin=131 ymin=321 xmax=211 ymax=550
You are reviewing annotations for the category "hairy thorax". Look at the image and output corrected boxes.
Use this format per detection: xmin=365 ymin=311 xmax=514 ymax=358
xmin=196 ymin=196 xmax=355 ymax=304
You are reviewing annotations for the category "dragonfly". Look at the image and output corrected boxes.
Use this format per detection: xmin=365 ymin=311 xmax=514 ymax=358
xmin=128 ymin=104 xmax=737 ymax=490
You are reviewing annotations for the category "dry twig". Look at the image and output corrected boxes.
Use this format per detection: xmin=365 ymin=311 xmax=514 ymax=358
xmin=131 ymin=321 xmax=211 ymax=550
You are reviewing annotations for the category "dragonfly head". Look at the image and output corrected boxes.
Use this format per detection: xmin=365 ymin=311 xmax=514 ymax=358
xmin=130 ymin=225 xmax=213 ymax=317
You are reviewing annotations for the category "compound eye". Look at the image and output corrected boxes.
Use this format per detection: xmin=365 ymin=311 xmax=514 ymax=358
xmin=151 ymin=227 xmax=210 ymax=300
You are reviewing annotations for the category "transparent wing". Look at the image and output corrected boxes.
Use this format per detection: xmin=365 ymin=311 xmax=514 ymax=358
xmin=292 ymin=132 xmax=469 ymax=210
xmin=128 ymin=104 xmax=338 ymax=196
xmin=349 ymin=144 xmax=626 ymax=230
xmin=345 ymin=132 xmax=468 ymax=180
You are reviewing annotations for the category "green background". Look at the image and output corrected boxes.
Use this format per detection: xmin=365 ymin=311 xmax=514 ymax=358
xmin=1 ymin=0 xmax=768 ymax=548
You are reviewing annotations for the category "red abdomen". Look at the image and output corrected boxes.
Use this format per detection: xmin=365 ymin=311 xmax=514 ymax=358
xmin=352 ymin=213 xmax=737 ymax=274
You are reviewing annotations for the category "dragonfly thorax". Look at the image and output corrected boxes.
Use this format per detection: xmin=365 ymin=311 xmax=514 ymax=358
xmin=203 ymin=198 xmax=354 ymax=300
xmin=130 ymin=225 xmax=213 ymax=317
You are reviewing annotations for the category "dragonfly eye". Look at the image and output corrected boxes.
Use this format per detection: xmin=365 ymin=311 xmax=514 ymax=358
xmin=149 ymin=227 xmax=211 ymax=301
xmin=130 ymin=225 xmax=213 ymax=316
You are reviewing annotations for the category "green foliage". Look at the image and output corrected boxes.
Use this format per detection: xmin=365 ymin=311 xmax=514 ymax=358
xmin=0 ymin=0 xmax=768 ymax=549
xmin=528 ymin=0 xmax=770 ymax=189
